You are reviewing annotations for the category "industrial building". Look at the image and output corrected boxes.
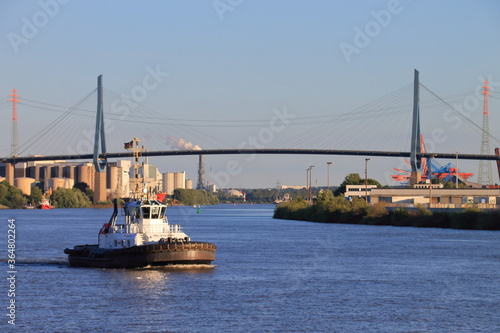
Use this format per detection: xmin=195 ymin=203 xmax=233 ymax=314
xmin=370 ymin=188 xmax=500 ymax=209
xmin=1 ymin=159 xmax=192 ymax=200
xmin=0 ymin=160 xmax=95 ymax=196
xmin=344 ymin=184 xmax=500 ymax=209
xmin=162 ymin=171 xmax=190 ymax=195
xmin=344 ymin=185 xmax=378 ymax=199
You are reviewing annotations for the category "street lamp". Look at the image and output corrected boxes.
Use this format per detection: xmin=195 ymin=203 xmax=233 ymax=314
xmin=327 ymin=162 xmax=334 ymax=190
xmin=455 ymin=152 xmax=459 ymax=189
xmin=306 ymin=167 xmax=310 ymax=202
xmin=364 ymin=158 xmax=371 ymax=203
xmin=429 ymin=154 xmax=436 ymax=208
xmin=309 ymin=165 xmax=315 ymax=204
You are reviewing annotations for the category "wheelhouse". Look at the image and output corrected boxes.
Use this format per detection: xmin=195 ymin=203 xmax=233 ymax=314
xmin=123 ymin=199 xmax=167 ymax=223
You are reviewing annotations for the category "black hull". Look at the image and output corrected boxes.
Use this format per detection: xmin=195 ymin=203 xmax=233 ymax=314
xmin=64 ymin=242 xmax=216 ymax=268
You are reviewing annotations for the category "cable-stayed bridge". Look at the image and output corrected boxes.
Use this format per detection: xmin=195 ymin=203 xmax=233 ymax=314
xmin=1 ymin=71 xmax=500 ymax=199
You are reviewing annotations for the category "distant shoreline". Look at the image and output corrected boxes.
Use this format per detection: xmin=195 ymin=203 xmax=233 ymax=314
xmin=274 ymin=202 xmax=500 ymax=231
xmin=90 ymin=202 xmax=263 ymax=209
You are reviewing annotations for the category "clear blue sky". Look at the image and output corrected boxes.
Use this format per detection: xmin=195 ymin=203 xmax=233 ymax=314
xmin=1 ymin=0 xmax=499 ymax=188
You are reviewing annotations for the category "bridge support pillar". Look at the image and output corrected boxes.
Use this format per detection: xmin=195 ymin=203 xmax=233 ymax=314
xmin=34 ymin=166 xmax=41 ymax=181
xmin=93 ymin=170 xmax=107 ymax=204
xmin=5 ymin=163 xmax=14 ymax=185
xmin=44 ymin=167 xmax=51 ymax=191
xmin=410 ymin=171 xmax=421 ymax=185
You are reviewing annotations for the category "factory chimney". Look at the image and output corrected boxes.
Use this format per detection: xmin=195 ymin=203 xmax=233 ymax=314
xmin=197 ymin=154 xmax=205 ymax=190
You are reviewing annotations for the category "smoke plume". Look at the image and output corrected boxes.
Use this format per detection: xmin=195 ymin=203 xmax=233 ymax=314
xmin=166 ymin=137 xmax=202 ymax=150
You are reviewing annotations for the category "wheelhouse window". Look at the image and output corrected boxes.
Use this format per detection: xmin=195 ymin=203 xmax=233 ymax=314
xmin=142 ymin=206 xmax=151 ymax=219
xmin=151 ymin=206 xmax=161 ymax=219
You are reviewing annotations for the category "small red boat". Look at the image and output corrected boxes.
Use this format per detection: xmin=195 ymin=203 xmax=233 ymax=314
xmin=38 ymin=198 xmax=54 ymax=209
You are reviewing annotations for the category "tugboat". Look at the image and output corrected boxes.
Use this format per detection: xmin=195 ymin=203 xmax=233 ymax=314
xmin=64 ymin=138 xmax=216 ymax=268
xmin=64 ymin=199 xmax=216 ymax=268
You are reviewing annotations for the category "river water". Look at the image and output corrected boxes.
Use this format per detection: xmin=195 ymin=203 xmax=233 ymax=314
xmin=0 ymin=204 xmax=499 ymax=332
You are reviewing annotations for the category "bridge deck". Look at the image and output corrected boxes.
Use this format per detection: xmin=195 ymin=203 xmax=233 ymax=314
xmin=2 ymin=149 xmax=500 ymax=164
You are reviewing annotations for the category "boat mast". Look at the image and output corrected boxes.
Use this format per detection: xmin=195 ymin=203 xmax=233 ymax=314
xmin=125 ymin=137 xmax=147 ymax=199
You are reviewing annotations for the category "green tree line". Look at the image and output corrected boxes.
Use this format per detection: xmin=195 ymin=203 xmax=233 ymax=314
xmin=0 ymin=180 xmax=92 ymax=209
xmin=52 ymin=188 xmax=92 ymax=208
xmin=173 ymin=189 xmax=219 ymax=206
xmin=0 ymin=180 xmax=27 ymax=209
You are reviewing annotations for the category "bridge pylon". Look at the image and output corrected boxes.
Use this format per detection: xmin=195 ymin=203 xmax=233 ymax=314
xmin=93 ymin=75 xmax=107 ymax=203
xmin=410 ymin=69 xmax=422 ymax=185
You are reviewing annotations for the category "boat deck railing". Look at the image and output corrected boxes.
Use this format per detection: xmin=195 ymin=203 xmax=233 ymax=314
xmin=141 ymin=224 xmax=183 ymax=234
xmin=109 ymin=224 xmax=183 ymax=234
xmin=110 ymin=224 xmax=140 ymax=234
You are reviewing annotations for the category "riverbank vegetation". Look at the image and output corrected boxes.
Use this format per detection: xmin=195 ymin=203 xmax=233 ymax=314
xmin=0 ymin=180 xmax=94 ymax=209
xmin=52 ymin=188 xmax=92 ymax=208
xmin=0 ymin=180 xmax=27 ymax=209
xmin=172 ymin=189 xmax=219 ymax=206
xmin=215 ymin=188 xmax=327 ymax=204
xmin=273 ymin=190 xmax=500 ymax=230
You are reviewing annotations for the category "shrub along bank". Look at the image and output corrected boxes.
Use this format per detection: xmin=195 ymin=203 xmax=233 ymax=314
xmin=273 ymin=190 xmax=500 ymax=230
xmin=172 ymin=189 xmax=219 ymax=206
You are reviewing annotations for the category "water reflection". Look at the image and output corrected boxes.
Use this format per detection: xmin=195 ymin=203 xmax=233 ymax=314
xmin=99 ymin=265 xmax=214 ymax=290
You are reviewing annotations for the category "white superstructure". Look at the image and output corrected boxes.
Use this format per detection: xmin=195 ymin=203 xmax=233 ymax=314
xmin=98 ymin=199 xmax=189 ymax=249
